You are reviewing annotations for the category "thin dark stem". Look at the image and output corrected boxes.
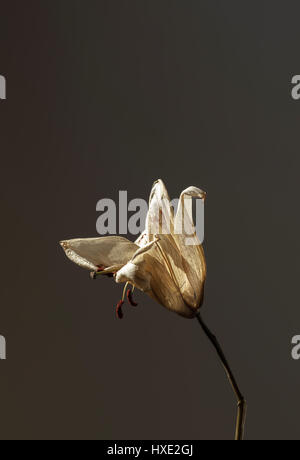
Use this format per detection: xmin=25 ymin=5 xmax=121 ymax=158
xmin=196 ymin=312 xmax=246 ymax=441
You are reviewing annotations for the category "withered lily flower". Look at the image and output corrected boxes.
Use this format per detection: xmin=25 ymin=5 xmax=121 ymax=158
xmin=60 ymin=179 xmax=246 ymax=441
xmin=60 ymin=179 xmax=206 ymax=319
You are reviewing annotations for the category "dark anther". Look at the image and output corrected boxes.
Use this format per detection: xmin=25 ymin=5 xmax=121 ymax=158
xmin=116 ymin=300 xmax=124 ymax=319
xmin=127 ymin=289 xmax=138 ymax=307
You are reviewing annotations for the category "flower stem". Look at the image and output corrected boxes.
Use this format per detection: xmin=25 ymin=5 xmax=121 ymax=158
xmin=195 ymin=312 xmax=246 ymax=440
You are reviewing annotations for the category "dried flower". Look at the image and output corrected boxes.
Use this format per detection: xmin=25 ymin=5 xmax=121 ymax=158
xmin=60 ymin=179 xmax=206 ymax=318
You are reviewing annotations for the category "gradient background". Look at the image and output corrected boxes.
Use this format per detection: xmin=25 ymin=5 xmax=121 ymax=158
xmin=0 ymin=0 xmax=299 ymax=440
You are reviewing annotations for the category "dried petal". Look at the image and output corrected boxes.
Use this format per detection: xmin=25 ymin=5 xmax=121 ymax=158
xmin=60 ymin=236 xmax=138 ymax=272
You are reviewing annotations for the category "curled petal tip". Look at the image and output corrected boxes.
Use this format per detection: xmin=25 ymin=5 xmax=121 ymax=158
xmin=90 ymin=271 xmax=97 ymax=280
xmin=194 ymin=188 xmax=206 ymax=200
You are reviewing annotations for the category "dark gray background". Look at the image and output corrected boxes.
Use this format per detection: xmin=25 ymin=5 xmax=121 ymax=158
xmin=0 ymin=0 xmax=299 ymax=440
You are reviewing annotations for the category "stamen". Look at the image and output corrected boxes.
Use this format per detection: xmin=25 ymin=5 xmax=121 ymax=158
xmin=122 ymin=282 xmax=129 ymax=301
xmin=127 ymin=289 xmax=138 ymax=307
xmin=97 ymin=265 xmax=114 ymax=277
xmin=116 ymin=300 xmax=124 ymax=319
xmin=90 ymin=265 xmax=115 ymax=279
xmin=115 ymin=283 xmax=129 ymax=319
